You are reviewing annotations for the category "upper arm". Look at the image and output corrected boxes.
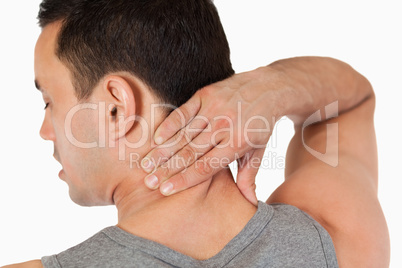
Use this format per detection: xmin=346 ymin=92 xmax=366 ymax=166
xmin=267 ymin=95 xmax=390 ymax=267
xmin=1 ymin=260 xmax=43 ymax=268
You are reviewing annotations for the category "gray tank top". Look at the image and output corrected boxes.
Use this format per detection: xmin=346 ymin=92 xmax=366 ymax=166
xmin=41 ymin=202 xmax=338 ymax=267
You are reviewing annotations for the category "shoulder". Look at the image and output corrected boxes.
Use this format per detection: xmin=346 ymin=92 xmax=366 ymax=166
xmin=245 ymin=202 xmax=338 ymax=267
xmin=268 ymin=202 xmax=338 ymax=253
xmin=267 ymin=161 xmax=389 ymax=268
xmin=267 ymin=96 xmax=390 ymax=267
xmin=1 ymin=260 xmax=43 ymax=268
xmin=40 ymin=227 xmax=171 ymax=267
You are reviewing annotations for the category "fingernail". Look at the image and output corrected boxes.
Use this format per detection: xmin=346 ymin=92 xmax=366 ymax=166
xmin=160 ymin=182 xmax=173 ymax=195
xmin=145 ymin=175 xmax=159 ymax=189
xmin=141 ymin=158 xmax=155 ymax=173
xmin=154 ymin=136 xmax=164 ymax=145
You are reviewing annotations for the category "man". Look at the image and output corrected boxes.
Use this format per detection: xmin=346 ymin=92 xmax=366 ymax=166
xmin=3 ymin=0 xmax=389 ymax=267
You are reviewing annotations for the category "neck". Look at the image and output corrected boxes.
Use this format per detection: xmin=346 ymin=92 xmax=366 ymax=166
xmin=112 ymin=168 xmax=257 ymax=260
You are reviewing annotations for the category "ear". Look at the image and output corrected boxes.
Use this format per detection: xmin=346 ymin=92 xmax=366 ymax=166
xmin=103 ymin=75 xmax=136 ymax=140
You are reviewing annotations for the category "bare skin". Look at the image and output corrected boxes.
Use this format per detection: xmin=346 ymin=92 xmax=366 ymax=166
xmin=1 ymin=261 xmax=43 ymax=268
xmin=143 ymin=57 xmax=390 ymax=267
xmin=2 ymin=21 xmax=256 ymax=267
xmin=3 ymin=25 xmax=389 ymax=268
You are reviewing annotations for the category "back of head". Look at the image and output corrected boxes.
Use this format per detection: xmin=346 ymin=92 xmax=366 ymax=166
xmin=37 ymin=0 xmax=234 ymax=108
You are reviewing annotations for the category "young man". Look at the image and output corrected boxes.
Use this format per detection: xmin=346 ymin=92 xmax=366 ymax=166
xmin=3 ymin=0 xmax=389 ymax=267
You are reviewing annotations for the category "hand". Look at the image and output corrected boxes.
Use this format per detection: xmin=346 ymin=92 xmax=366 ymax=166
xmin=141 ymin=67 xmax=280 ymax=205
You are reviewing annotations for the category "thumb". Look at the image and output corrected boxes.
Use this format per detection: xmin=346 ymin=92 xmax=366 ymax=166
xmin=236 ymin=148 xmax=266 ymax=206
xmin=236 ymin=172 xmax=258 ymax=206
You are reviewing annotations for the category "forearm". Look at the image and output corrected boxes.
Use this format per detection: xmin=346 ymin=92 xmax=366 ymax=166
xmin=146 ymin=56 xmax=376 ymax=201
xmin=264 ymin=56 xmax=374 ymax=125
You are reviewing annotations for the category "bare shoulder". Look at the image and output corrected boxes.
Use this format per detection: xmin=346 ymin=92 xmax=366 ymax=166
xmin=1 ymin=260 xmax=43 ymax=268
xmin=267 ymin=96 xmax=390 ymax=267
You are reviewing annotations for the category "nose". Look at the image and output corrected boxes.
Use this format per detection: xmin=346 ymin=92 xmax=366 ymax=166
xmin=40 ymin=112 xmax=56 ymax=141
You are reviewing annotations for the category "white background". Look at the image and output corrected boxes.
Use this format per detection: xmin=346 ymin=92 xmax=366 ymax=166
xmin=0 ymin=0 xmax=401 ymax=266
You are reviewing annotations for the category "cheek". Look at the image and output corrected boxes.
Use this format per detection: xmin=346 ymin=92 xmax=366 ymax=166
xmin=52 ymin=115 xmax=96 ymax=181
xmin=54 ymin=106 xmax=113 ymax=204
xmin=70 ymin=109 xmax=99 ymax=145
xmin=61 ymin=130 xmax=108 ymax=182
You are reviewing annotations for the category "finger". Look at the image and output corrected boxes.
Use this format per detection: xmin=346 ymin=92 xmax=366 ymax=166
xmin=158 ymin=144 xmax=242 ymax=196
xmin=236 ymin=148 xmax=266 ymax=206
xmin=154 ymin=92 xmax=202 ymax=145
xmin=144 ymin=116 xmax=234 ymax=188
xmin=144 ymin=129 xmax=218 ymax=189
xmin=142 ymin=115 xmax=210 ymax=173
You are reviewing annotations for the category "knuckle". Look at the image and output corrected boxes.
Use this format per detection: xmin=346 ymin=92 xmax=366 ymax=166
xmin=237 ymin=183 xmax=247 ymax=193
xmin=154 ymin=148 xmax=170 ymax=162
xmin=173 ymin=172 xmax=191 ymax=189
xmin=181 ymin=107 xmax=191 ymax=122
xmin=238 ymin=180 xmax=256 ymax=192
xmin=237 ymin=183 xmax=256 ymax=193
xmin=179 ymin=172 xmax=189 ymax=185
xmin=252 ymin=183 xmax=257 ymax=191
xmin=180 ymin=128 xmax=192 ymax=143
xmin=180 ymin=146 xmax=196 ymax=163
xmin=194 ymin=159 xmax=213 ymax=176
xmin=158 ymin=162 xmax=171 ymax=178
xmin=214 ymin=118 xmax=230 ymax=130
xmin=178 ymin=131 xmax=191 ymax=148
xmin=199 ymin=85 xmax=213 ymax=98
xmin=174 ymin=107 xmax=190 ymax=126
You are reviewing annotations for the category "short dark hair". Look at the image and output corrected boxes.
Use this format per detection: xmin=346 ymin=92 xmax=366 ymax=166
xmin=37 ymin=0 xmax=234 ymax=108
